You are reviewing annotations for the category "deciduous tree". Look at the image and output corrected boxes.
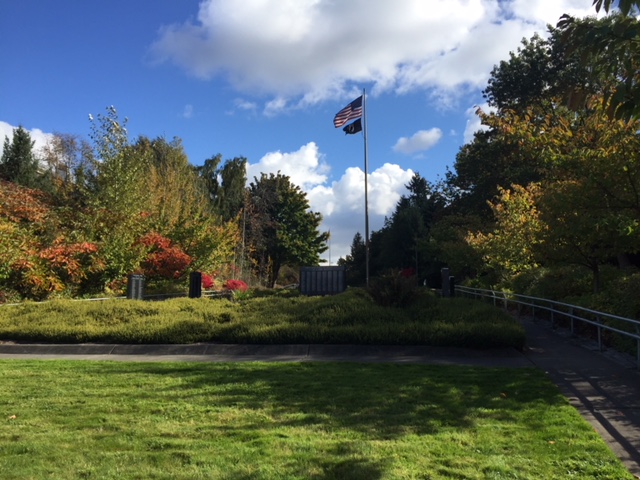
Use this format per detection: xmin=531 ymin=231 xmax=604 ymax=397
xmin=245 ymin=173 xmax=328 ymax=287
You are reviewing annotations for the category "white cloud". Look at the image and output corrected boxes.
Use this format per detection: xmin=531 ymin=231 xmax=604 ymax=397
xmin=234 ymin=98 xmax=257 ymax=112
xmin=0 ymin=121 xmax=54 ymax=154
xmin=393 ymin=128 xmax=442 ymax=154
xmin=182 ymin=104 xmax=194 ymax=119
xmin=246 ymin=142 xmax=330 ymax=191
xmin=151 ymin=0 xmax=596 ymax=108
xmin=308 ymin=163 xmax=414 ymax=262
xmin=246 ymin=142 xmax=415 ymax=262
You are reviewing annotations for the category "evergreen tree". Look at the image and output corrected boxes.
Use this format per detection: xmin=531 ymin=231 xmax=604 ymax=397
xmin=338 ymin=232 xmax=367 ymax=285
xmin=0 ymin=126 xmax=50 ymax=190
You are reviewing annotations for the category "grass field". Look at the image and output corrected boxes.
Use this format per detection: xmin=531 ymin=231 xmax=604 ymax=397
xmin=0 ymin=360 xmax=632 ymax=479
xmin=0 ymin=289 xmax=525 ymax=349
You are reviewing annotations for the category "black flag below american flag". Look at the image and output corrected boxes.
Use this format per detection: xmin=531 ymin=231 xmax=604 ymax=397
xmin=333 ymin=96 xmax=363 ymax=128
xmin=343 ymin=118 xmax=362 ymax=135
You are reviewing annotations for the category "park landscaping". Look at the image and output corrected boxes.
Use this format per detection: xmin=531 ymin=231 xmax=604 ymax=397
xmin=0 ymin=360 xmax=633 ymax=480
xmin=0 ymin=289 xmax=525 ymax=349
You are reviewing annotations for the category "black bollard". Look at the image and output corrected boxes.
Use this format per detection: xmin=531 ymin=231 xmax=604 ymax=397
xmin=189 ymin=271 xmax=202 ymax=298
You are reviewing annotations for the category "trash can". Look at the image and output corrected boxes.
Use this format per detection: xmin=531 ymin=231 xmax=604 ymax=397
xmin=126 ymin=274 xmax=145 ymax=300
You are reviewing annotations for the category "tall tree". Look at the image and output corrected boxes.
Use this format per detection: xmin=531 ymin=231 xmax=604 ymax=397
xmin=40 ymin=133 xmax=94 ymax=206
xmin=370 ymin=173 xmax=446 ymax=280
xmin=0 ymin=126 xmax=50 ymax=190
xmin=217 ymin=157 xmax=247 ymax=221
xmin=245 ymin=173 xmax=328 ymax=287
xmin=557 ymin=8 xmax=640 ymax=120
xmin=82 ymin=107 xmax=151 ymax=287
xmin=338 ymin=232 xmax=367 ymax=286
xmin=134 ymin=136 xmax=239 ymax=274
xmin=195 ymin=154 xmax=247 ymax=221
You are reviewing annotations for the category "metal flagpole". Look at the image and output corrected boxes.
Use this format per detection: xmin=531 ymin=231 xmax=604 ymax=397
xmin=362 ymin=88 xmax=370 ymax=287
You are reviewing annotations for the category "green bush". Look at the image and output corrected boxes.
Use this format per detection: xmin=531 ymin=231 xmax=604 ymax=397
xmin=367 ymin=270 xmax=419 ymax=307
xmin=0 ymin=289 xmax=525 ymax=349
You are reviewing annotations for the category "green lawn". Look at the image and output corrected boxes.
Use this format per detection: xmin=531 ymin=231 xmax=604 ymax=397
xmin=0 ymin=360 xmax=631 ymax=479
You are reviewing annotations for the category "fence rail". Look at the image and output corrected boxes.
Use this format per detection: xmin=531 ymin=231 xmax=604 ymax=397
xmin=456 ymin=285 xmax=640 ymax=369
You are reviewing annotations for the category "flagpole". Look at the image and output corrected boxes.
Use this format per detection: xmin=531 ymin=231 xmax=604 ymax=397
xmin=362 ymin=88 xmax=370 ymax=287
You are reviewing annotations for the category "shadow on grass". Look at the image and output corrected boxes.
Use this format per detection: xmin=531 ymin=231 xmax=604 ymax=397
xmin=113 ymin=362 xmax=564 ymax=440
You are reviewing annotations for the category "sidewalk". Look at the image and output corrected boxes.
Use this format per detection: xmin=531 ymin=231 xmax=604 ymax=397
xmin=0 ymin=316 xmax=639 ymax=477
xmin=518 ymin=316 xmax=640 ymax=478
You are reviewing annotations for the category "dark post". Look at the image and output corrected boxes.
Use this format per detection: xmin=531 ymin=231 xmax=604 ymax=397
xmin=126 ymin=274 xmax=145 ymax=300
xmin=441 ymin=268 xmax=450 ymax=297
xmin=449 ymin=276 xmax=455 ymax=298
xmin=189 ymin=272 xmax=202 ymax=298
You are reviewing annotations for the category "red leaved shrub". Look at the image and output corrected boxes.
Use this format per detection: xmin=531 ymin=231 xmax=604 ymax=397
xmin=138 ymin=233 xmax=192 ymax=280
xmin=223 ymin=279 xmax=248 ymax=292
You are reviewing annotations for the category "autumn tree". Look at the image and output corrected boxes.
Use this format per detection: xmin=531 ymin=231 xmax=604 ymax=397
xmin=466 ymin=184 xmax=544 ymax=283
xmin=244 ymin=173 xmax=328 ymax=287
xmin=40 ymin=133 xmax=94 ymax=206
xmin=79 ymin=107 xmax=152 ymax=288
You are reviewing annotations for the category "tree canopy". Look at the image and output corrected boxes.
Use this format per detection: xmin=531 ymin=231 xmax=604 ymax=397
xmin=244 ymin=172 xmax=328 ymax=288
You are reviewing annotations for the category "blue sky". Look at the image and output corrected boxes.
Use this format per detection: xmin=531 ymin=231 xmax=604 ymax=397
xmin=0 ymin=0 xmax=599 ymax=262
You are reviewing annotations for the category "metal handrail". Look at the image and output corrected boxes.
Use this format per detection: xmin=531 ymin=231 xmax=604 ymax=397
xmin=456 ymin=285 xmax=640 ymax=369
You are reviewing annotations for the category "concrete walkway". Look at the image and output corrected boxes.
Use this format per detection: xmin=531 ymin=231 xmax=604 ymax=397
xmin=0 ymin=316 xmax=639 ymax=477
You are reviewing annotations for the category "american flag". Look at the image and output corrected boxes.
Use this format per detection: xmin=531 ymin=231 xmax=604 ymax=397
xmin=333 ymin=96 xmax=363 ymax=128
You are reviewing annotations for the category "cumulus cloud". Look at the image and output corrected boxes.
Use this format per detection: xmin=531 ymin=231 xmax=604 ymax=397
xmin=0 ymin=121 xmax=54 ymax=154
xmin=246 ymin=142 xmax=330 ymax=191
xmin=151 ymin=0 xmax=596 ymax=107
xmin=246 ymin=141 xmax=414 ymax=261
xmin=393 ymin=128 xmax=442 ymax=154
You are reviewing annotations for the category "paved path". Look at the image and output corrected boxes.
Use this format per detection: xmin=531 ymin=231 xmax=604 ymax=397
xmin=0 ymin=316 xmax=639 ymax=477
xmin=518 ymin=316 xmax=640 ymax=478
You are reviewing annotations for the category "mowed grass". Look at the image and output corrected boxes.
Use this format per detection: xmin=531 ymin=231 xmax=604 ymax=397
xmin=0 ymin=289 xmax=525 ymax=348
xmin=0 ymin=361 xmax=632 ymax=480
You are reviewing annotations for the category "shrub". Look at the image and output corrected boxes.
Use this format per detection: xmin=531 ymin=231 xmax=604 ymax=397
xmin=367 ymin=270 xmax=419 ymax=307
xmin=138 ymin=233 xmax=192 ymax=280
xmin=201 ymin=273 xmax=215 ymax=289
xmin=224 ymin=279 xmax=248 ymax=292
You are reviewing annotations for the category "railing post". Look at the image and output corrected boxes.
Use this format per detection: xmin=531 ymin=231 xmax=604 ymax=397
xmin=636 ymin=324 xmax=640 ymax=370
xmin=569 ymin=307 xmax=574 ymax=335
xmin=597 ymin=315 xmax=603 ymax=351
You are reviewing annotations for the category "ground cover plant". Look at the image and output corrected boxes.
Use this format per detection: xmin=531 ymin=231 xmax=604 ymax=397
xmin=0 ymin=289 xmax=525 ymax=348
xmin=0 ymin=360 xmax=631 ymax=480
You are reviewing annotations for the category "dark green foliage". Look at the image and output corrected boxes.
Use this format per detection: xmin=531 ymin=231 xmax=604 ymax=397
xmin=484 ymin=34 xmax=556 ymax=112
xmin=0 ymin=126 xmax=51 ymax=191
xmin=245 ymin=172 xmax=329 ymax=287
xmin=367 ymin=270 xmax=419 ymax=307
xmin=558 ymin=4 xmax=640 ymax=120
xmin=338 ymin=232 xmax=367 ymax=286
xmin=195 ymin=154 xmax=247 ymax=221
xmin=365 ymin=173 xmax=447 ymax=282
